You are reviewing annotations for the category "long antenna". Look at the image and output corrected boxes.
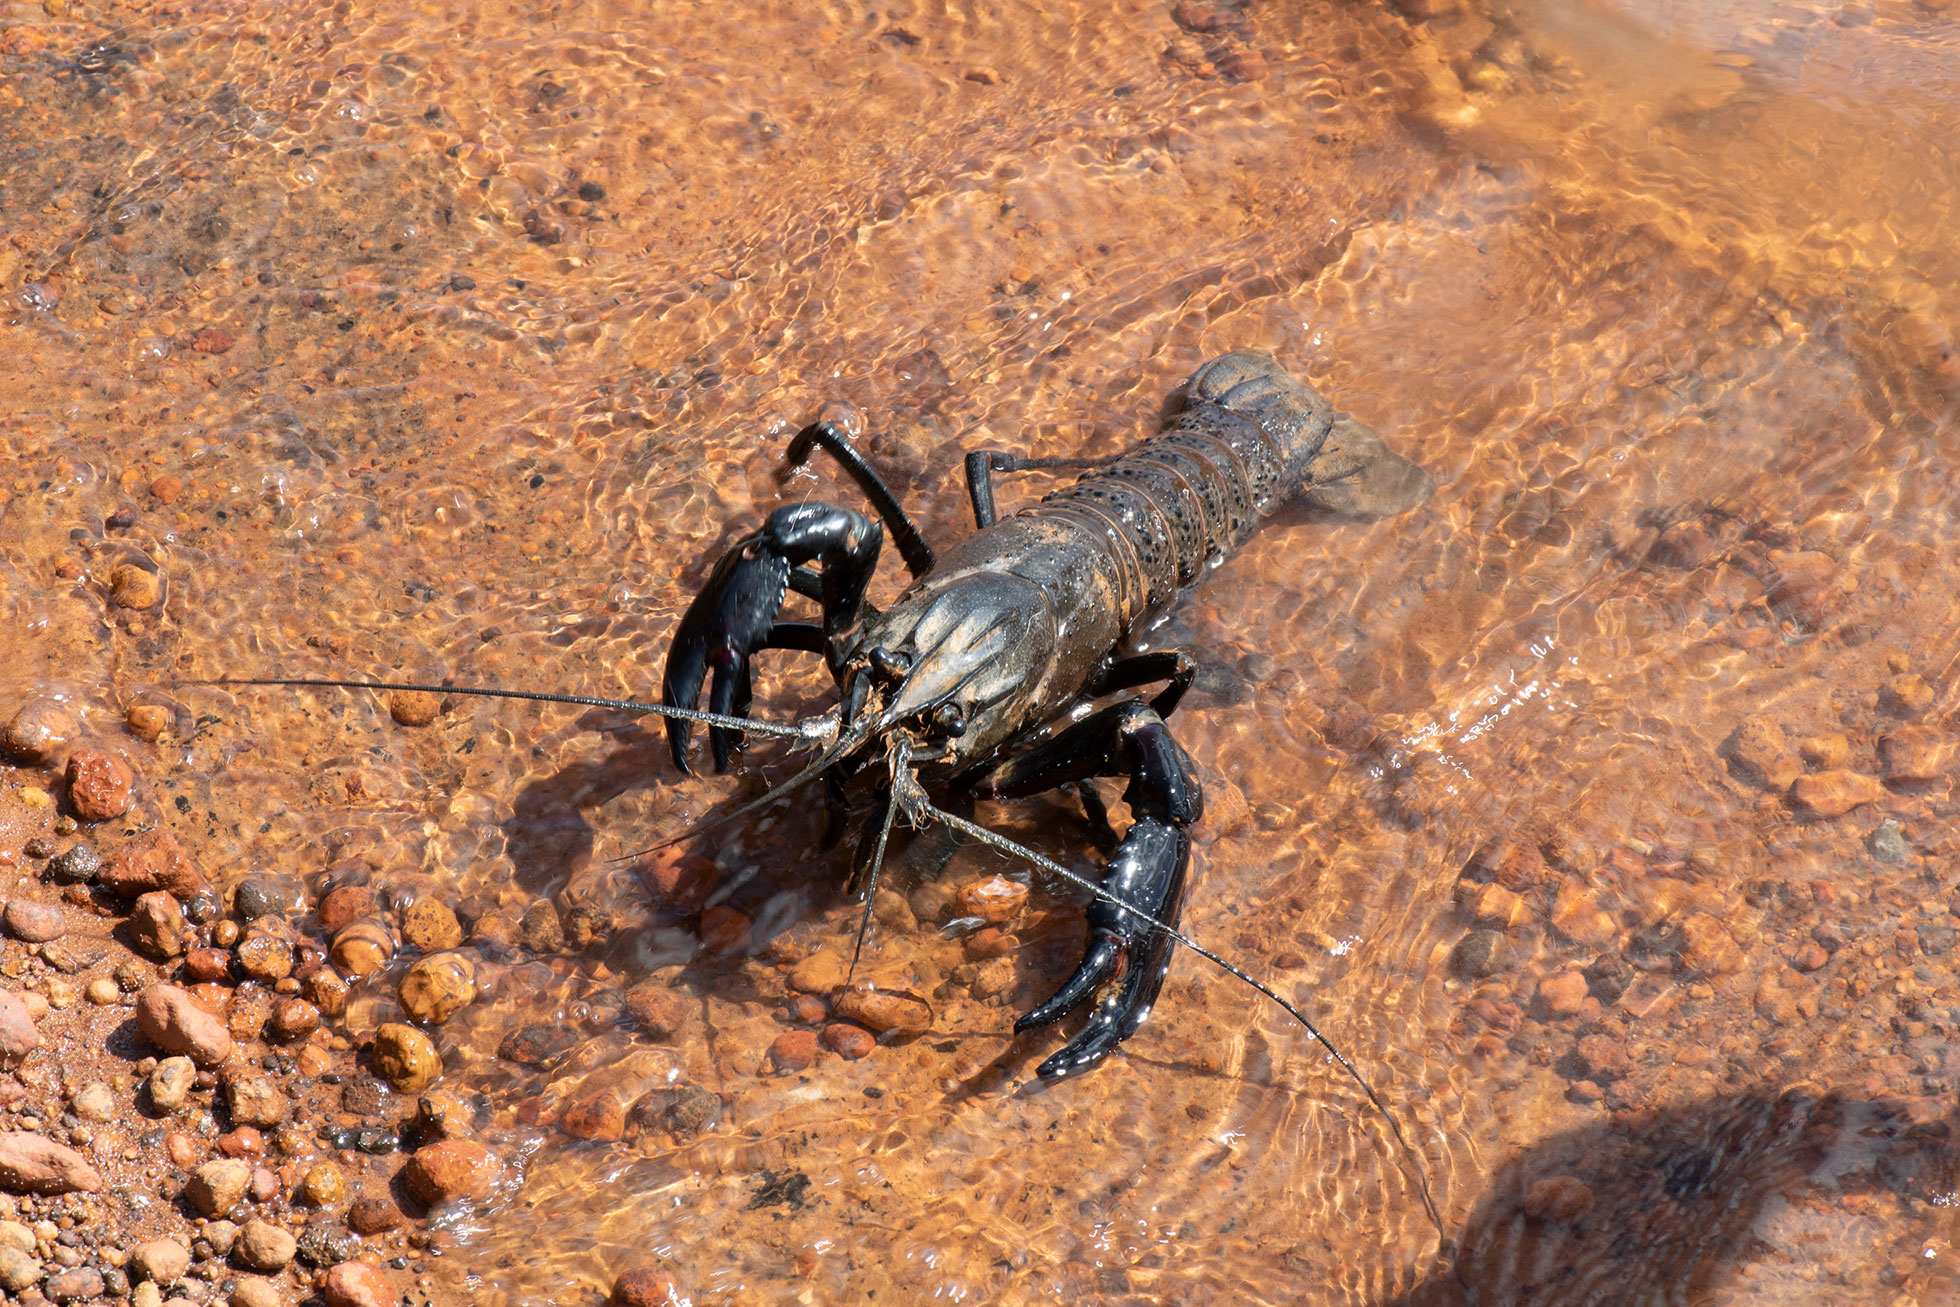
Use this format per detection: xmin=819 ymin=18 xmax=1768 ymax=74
xmin=926 ymin=803 xmax=1445 ymax=1240
xmin=197 ymin=678 xmax=821 ymax=742
xmin=606 ymin=714 xmax=877 ymax=863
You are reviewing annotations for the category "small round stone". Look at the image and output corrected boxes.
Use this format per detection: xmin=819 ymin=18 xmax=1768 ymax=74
xmin=0 ymin=1245 xmax=38 ymax=1294
xmin=325 ymin=1261 xmax=396 ymax=1307
xmin=345 ymin=1192 xmax=401 ymax=1235
xmin=110 ymin=564 xmax=161 ymax=609
xmin=388 ymin=690 xmax=440 ymax=727
xmin=130 ymin=1237 xmax=190 ymax=1284
xmin=294 ymin=1221 xmax=361 ymax=1268
xmin=316 ymin=885 xmax=377 ymax=934
xmin=3 ymin=699 xmax=78 ymax=764
xmin=769 ymin=1029 xmax=818 ymax=1072
xmin=235 ymin=933 xmax=294 ymax=984
xmin=233 ymin=1219 xmax=297 ymax=1272
xmin=126 ymin=704 xmax=170 ymax=742
xmin=85 ymin=977 xmax=121 ymax=1006
xmin=821 ymin=1023 xmax=875 ymax=1060
xmin=65 ymin=750 xmax=134 ymax=822
xmin=611 ymin=1268 xmax=683 ymax=1307
xmin=396 ymin=952 xmax=475 ymax=1025
xmin=330 ymin=922 xmax=394 ymax=978
xmin=45 ymin=844 xmax=101 ymax=885
xmin=185 ymin=1159 xmax=252 ymax=1218
xmin=69 ymin=1082 xmax=115 ymax=1122
xmin=400 ymin=899 xmax=462 ymax=953
xmin=370 ymin=1023 xmax=443 ymax=1094
xmin=231 ymin=1277 xmax=287 ymax=1307
xmin=1523 ymin=1174 xmax=1595 ymax=1223
xmin=270 ymin=997 xmax=320 ymax=1040
xmin=403 ymin=1139 xmax=501 ymax=1204
xmin=5 ymin=899 xmax=68 ymax=944
xmin=300 ymin=1162 xmax=346 ymax=1208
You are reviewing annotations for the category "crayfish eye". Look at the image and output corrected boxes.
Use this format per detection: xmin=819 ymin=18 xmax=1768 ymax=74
xmin=930 ymin=702 xmax=966 ymax=738
xmin=868 ymin=647 xmax=911 ymax=687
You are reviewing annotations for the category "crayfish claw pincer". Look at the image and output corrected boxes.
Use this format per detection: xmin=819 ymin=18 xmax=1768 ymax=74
xmin=1017 ymin=812 xmax=1191 ymax=1080
xmin=661 ymin=537 xmax=792 ymax=774
xmin=662 ymin=502 xmax=883 ymax=775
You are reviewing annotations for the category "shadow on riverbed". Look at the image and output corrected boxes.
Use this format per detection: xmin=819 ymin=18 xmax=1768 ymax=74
xmin=1389 ymin=1087 xmax=1959 ymax=1306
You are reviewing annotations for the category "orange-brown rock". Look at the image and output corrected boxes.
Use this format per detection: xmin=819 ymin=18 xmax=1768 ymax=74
xmin=768 ymin=1030 xmax=818 ymax=1072
xmin=832 ymin=988 xmax=931 ymax=1037
xmin=331 ymin=920 xmax=395 ymax=978
xmin=397 ymin=952 xmax=476 ymax=1025
xmin=623 ymin=981 xmax=690 ymax=1041
xmin=325 ymin=1261 xmax=397 ymax=1307
xmin=65 ymin=750 xmax=133 ymax=821
xmin=955 ymin=875 xmax=1027 ymax=924
xmin=125 ymin=703 xmax=170 ymax=741
xmin=1523 ymin=1175 xmax=1594 ymax=1223
xmin=403 ymin=1139 xmax=500 ymax=1204
xmin=1677 ymin=913 xmax=1743 ymax=976
xmin=821 ymin=1023 xmax=875 ymax=1059
xmin=1549 ymin=882 xmax=1617 ymax=948
xmin=2 ymin=699 xmax=77 ymax=764
xmin=1725 ymin=718 xmax=1800 ymax=791
xmin=637 ymin=850 xmax=716 ymax=913
xmin=136 ymin=984 xmax=231 ymax=1066
xmin=1789 ymin=770 xmax=1884 ymax=818
xmin=100 ymin=828 xmax=203 ymax=899
xmin=1880 ymin=726 xmax=1948 ymax=782
xmin=1535 ymin=969 xmax=1589 ymax=1017
xmin=317 ymin=885 xmax=378 ymax=935
xmin=371 ymin=1023 xmax=443 ymax=1094
xmin=1764 ymin=549 xmax=1852 ymax=628
xmin=387 ymin=690 xmax=440 ymax=727
xmin=1879 ymin=673 xmax=1934 ymax=718
xmin=400 ymin=898 xmax=463 ymax=952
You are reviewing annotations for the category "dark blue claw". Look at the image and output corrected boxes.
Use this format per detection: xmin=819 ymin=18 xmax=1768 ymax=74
xmin=986 ymin=697 xmax=1202 ymax=1080
xmin=664 ymin=539 xmax=790 ymax=773
xmin=662 ymin=503 xmax=882 ymax=775
xmin=1017 ymin=816 xmax=1190 ymax=1080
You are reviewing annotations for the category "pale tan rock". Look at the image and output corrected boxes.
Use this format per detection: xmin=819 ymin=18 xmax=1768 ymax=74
xmin=1790 ymin=770 xmax=1884 ymax=818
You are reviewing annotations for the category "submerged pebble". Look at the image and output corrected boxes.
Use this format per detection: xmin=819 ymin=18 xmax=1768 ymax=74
xmin=1523 ymin=1175 xmax=1594 ymax=1223
xmin=100 ymin=828 xmax=204 ymax=899
xmin=388 ymin=689 xmax=441 ymax=726
xmin=125 ymin=703 xmax=169 ymax=742
xmin=401 ymin=898 xmax=463 ymax=952
xmin=1789 ymin=770 xmax=1884 ymax=818
xmin=769 ymin=1030 xmax=817 ymax=1072
xmin=371 ymin=1023 xmax=443 ymax=1093
xmin=398 ymin=952 xmax=476 ymax=1024
xmin=955 ymin=875 xmax=1027 ymax=924
xmin=2 ymin=699 xmax=77 ymax=764
xmin=832 ymin=988 xmax=931 ymax=1037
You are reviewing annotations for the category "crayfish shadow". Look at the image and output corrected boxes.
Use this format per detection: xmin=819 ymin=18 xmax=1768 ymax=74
xmin=1381 ymin=1086 xmax=1956 ymax=1307
xmin=500 ymin=717 xmax=673 ymax=892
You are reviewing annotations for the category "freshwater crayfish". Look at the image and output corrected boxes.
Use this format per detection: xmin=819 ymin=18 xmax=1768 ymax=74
xmin=658 ymin=350 xmax=1434 ymax=1079
xmin=214 ymin=351 xmax=1440 ymax=1217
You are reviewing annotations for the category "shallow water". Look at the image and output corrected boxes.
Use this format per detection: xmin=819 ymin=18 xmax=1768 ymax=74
xmin=3 ymin=0 xmax=1959 ymax=1302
